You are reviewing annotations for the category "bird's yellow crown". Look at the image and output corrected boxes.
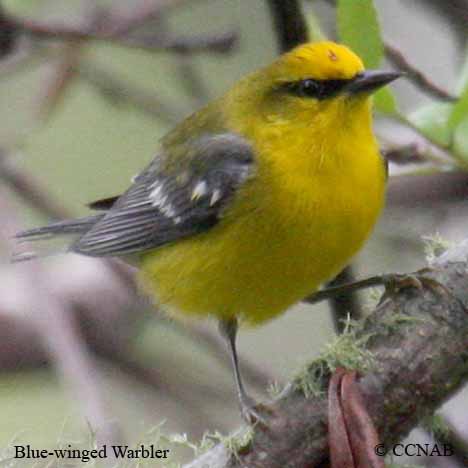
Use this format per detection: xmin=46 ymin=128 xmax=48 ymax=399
xmin=268 ymin=41 xmax=365 ymax=82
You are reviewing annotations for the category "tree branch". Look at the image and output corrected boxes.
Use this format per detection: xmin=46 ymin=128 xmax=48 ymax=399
xmin=266 ymin=0 xmax=309 ymax=52
xmin=2 ymin=4 xmax=238 ymax=55
xmin=0 ymin=149 xmax=70 ymax=219
xmin=76 ymin=61 xmax=187 ymax=125
xmin=387 ymin=170 xmax=468 ymax=207
xmin=0 ymin=191 xmax=123 ymax=451
xmin=321 ymin=0 xmax=458 ymax=103
xmin=0 ymin=3 xmax=18 ymax=58
xmin=384 ymin=42 xmax=457 ymax=102
xmin=186 ymin=243 xmax=468 ymax=467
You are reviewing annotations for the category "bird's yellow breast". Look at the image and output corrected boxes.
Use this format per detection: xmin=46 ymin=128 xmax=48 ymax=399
xmin=139 ymin=99 xmax=386 ymax=325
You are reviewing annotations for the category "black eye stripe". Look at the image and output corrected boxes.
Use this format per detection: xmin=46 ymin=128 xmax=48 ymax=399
xmin=279 ymin=78 xmax=353 ymax=100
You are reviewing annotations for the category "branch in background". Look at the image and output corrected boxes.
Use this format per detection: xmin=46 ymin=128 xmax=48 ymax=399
xmin=174 ymin=55 xmax=210 ymax=107
xmin=0 ymin=2 xmax=237 ymax=123
xmin=155 ymin=11 xmax=212 ymax=107
xmin=0 ymin=149 xmax=70 ymax=219
xmin=122 ymin=30 xmax=238 ymax=55
xmin=34 ymin=1 xmax=106 ymax=121
xmin=381 ymin=143 xmax=428 ymax=165
xmin=0 ymin=3 xmax=18 ymax=58
xmin=2 ymin=5 xmax=238 ymax=55
xmin=0 ymin=191 xmax=123 ymax=451
xmin=76 ymin=61 xmax=187 ymax=125
xmin=384 ymin=42 xmax=457 ymax=102
xmin=387 ymin=170 xmax=468 ymax=207
xmin=37 ymin=41 xmax=85 ymax=121
xmin=186 ymin=244 xmax=468 ymax=467
xmin=95 ymin=0 xmax=189 ymax=37
xmin=0 ymin=40 xmax=41 ymax=77
xmin=321 ymin=0 xmax=458 ymax=103
xmin=266 ymin=0 xmax=309 ymax=52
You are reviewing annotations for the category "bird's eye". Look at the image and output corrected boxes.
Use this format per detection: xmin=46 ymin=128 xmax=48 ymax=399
xmin=281 ymin=78 xmax=351 ymax=100
xmin=298 ymin=79 xmax=322 ymax=97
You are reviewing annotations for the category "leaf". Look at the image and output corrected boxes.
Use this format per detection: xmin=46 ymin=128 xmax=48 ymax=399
xmin=337 ymin=0 xmax=383 ymax=69
xmin=408 ymin=102 xmax=454 ymax=147
xmin=328 ymin=369 xmax=384 ymax=468
xmin=337 ymin=0 xmax=398 ymax=115
xmin=305 ymin=7 xmax=326 ymax=42
xmin=374 ymin=88 xmax=398 ymax=115
xmin=456 ymin=51 xmax=468 ymax=92
xmin=448 ymin=83 xmax=468 ymax=131
xmin=453 ymin=117 xmax=468 ymax=166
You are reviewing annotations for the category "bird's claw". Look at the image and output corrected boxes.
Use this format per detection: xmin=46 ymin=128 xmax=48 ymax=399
xmin=239 ymin=396 xmax=270 ymax=428
xmin=379 ymin=268 xmax=450 ymax=304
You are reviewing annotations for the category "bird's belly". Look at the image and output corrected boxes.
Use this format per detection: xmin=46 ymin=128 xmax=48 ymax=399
xmin=139 ymin=176 xmax=384 ymax=325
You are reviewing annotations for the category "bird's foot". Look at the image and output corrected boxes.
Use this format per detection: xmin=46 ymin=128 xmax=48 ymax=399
xmin=239 ymin=394 xmax=270 ymax=428
xmin=379 ymin=268 xmax=450 ymax=304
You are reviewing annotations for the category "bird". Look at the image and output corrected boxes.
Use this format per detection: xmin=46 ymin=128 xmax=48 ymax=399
xmin=15 ymin=41 xmax=400 ymax=422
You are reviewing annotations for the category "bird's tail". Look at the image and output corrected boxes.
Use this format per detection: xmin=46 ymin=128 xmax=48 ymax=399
xmin=13 ymin=214 xmax=104 ymax=262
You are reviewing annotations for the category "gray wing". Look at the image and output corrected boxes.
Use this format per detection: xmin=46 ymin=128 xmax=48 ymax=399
xmin=71 ymin=133 xmax=255 ymax=257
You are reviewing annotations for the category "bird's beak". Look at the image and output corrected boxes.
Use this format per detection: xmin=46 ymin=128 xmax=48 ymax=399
xmin=345 ymin=70 xmax=401 ymax=95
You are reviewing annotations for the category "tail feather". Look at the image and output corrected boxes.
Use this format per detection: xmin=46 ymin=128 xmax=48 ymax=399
xmin=16 ymin=215 xmax=103 ymax=241
xmin=13 ymin=214 xmax=104 ymax=262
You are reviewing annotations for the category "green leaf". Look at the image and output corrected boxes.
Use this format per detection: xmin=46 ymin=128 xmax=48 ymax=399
xmin=453 ymin=117 xmax=468 ymax=166
xmin=305 ymin=5 xmax=326 ymax=42
xmin=337 ymin=0 xmax=397 ymax=115
xmin=374 ymin=88 xmax=398 ymax=115
xmin=337 ymin=0 xmax=384 ymax=69
xmin=448 ymin=83 xmax=468 ymax=131
xmin=456 ymin=51 xmax=468 ymax=92
xmin=408 ymin=102 xmax=454 ymax=147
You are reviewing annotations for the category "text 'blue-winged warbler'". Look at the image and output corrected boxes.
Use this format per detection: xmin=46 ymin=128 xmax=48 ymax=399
xmin=16 ymin=41 xmax=400 ymax=421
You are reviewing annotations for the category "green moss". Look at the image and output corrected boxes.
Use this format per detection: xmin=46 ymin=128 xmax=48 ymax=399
xmin=386 ymin=462 xmax=424 ymax=468
xmin=423 ymin=233 xmax=453 ymax=264
xmin=420 ymin=413 xmax=450 ymax=441
xmin=363 ymin=287 xmax=384 ymax=313
xmin=380 ymin=313 xmax=429 ymax=333
xmin=161 ymin=426 xmax=254 ymax=463
xmin=294 ymin=318 xmax=376 ymax=398
xmin=266 ymin=381 xmax=283 ymax=399
xmin=222 ymin=426 xmax=255 ymax=458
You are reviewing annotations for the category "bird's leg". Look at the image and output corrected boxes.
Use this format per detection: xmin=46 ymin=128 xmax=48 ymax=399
xmin=219 ymin=318 xmax=265 ymax=425
xmin=305 ymin=276 xmax=388 ymax=305
xmin=305 ymin=268 xmax=449 ymax=307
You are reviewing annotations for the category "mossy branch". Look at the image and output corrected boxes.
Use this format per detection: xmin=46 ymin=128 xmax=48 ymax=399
xmin=185 ymin=241 xmax=468 ymax=468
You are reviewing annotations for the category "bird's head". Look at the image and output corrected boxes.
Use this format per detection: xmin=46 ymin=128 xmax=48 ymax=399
xmin=238 ymin=41 xmax=400 ymax=130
